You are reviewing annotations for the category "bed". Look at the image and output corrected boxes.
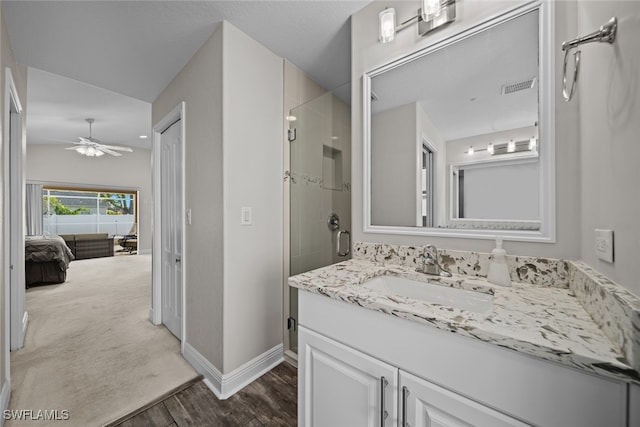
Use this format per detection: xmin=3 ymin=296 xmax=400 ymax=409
xmin=25 ymin=235 xmax=75 ymax=287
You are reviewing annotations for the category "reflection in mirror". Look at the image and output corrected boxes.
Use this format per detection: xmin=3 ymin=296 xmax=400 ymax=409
xmin=368 ymin=8 xmax=543 ymax=232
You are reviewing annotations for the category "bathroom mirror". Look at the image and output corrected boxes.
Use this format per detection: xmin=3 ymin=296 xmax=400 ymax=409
xmin=363 ymin=3 xmax=555 ymax=241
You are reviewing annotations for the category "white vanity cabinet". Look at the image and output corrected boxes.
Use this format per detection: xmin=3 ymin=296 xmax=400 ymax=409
xmin=399 ymin=370 xmax=528 ymax=427
xmin=300 ymin=326 xmax=528 ymax=427
xmin=297 ymin=291 xmax=629 ymax=427
xmin=299 ymin=326 xmax=397 ymax=427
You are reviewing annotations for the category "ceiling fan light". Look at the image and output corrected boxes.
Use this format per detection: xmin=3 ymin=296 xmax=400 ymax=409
xmin=76 ymin=146 xmax=87 ymax=155
xmin=94 ymin=149 xmax=105 ymax=157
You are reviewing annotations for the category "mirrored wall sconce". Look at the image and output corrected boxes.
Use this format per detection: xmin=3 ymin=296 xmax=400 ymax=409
xmin=466 ymin=138 xmax=538 ymax=156
xmin=378 ymin=0 xmax=456 ymax=44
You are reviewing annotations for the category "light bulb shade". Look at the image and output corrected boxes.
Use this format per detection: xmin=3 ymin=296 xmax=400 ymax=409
xmin=422 ymin=0 xmax=442 ymax=22
xmin=379 ymin=8 xmax=396 ymax=43
xmin=529 ymin=138 xmax=537 ymax=150
xmin=507 ymin=141 xmax=516 ymax=153
xmin=75 ymin=146 xmax=87 ymax=155
xmin=94 ymin=149 xmax=105 ymax=157
xmin=419 ymin=0 xmax=455 ymax=37
xmin=487 ymin=143 xmax=494 ymax=155
xmin=467 ymin=145 xmax=474 ymax=155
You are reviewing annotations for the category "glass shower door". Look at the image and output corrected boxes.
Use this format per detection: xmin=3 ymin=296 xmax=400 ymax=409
xmin=288 ymin=91 xmax=351 ymax=353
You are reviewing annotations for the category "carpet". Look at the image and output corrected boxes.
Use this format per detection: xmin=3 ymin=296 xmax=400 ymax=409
xmin=8 ymin=255 xmax=198 ymax=426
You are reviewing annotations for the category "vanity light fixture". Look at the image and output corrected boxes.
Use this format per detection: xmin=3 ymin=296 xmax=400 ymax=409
xmin=466 ymin=140 xmax=536 ymax=156
xmin=378 ymin=0 xmax=456 ymax=44
xmin=379 ymin=8 xmax=396 ymax=43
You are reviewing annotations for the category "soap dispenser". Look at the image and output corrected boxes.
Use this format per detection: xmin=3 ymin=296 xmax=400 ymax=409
xmin=487 ymin=237 xmax=511 ymax=287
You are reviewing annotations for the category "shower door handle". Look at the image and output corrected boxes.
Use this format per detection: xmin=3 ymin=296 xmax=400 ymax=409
xmin=337 ymin=230 xmax=350 ymax=257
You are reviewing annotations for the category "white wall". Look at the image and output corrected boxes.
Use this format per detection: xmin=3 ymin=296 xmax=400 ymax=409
xmin=352 ymin=0 xmax=580 ymax=259
xmin=221 ymin=21 xmax=283 ymax=373
xmin=25 ymin=145 xmax=152 ymax=252
xmin=371 ymin=103 xmax=417 ymax=226
xmin=153 ymin=20 xmax=283 ymax=375
xmin=576 ymin=1 xmax=640 ymax=296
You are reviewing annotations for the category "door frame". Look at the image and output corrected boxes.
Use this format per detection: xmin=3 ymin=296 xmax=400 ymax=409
xmin=4 ymin=67 xmax=26 ymax=360
xmin=151 ymin=102 xmax=186 ymax=350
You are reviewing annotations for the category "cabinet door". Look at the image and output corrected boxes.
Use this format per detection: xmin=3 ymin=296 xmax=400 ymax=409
xmin=298 ymin=326 xmax=397 ymax=427
xmin=399 ymin=370 xmax=529 ymax=427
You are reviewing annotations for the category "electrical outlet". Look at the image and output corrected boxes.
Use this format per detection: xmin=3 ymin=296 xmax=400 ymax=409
xmin=595 ymin=229 xmax=614 ymax=263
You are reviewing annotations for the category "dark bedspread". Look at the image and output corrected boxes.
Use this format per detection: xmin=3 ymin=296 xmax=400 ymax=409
xmin=25 ymin=235 xmax=74 ymax=270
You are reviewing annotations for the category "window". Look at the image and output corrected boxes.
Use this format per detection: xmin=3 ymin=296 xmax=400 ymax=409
xmin=43 ymin=187 xmax=137 ymax=236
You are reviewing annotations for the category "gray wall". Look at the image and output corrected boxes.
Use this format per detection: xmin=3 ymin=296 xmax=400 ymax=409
xmin=576 ymin=1 xmax=640 ymax=296
xmin=371 ymin=103 xmax=417 ymax=226
xmin=220 ymin=21 xmax=283 ymax=373
xmin=153 ymin=23 xmax=225 ymax=370
xmin=0 ymin=5 xmax=28 ymax=396
xmin=152 ymin=20 xmax=283 ymax=374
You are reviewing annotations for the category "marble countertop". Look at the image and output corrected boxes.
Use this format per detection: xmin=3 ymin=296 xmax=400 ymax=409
xmin=289 ymin=259 xmax=639 ymax=384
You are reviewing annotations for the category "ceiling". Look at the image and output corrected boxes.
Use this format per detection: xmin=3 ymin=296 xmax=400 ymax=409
xmin=2 ymin=0 xmax=371 ymax=150
xmin=26 ymin=68 xmax=153 ymax=149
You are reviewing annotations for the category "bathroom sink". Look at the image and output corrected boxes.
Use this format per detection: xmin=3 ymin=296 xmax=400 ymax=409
xmin=361 ymin=275 xmax=493 ymax=314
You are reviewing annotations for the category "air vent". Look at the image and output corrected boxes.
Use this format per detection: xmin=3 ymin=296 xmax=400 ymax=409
xmin=502 ymin=77 xmax=536 ymax=95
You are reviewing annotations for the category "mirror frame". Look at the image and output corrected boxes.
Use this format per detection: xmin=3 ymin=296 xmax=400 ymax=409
xmin=362 ymin=1 xmax=555 ymax=242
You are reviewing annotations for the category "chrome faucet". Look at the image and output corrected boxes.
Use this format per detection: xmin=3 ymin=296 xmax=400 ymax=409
xmin=416 ymin=245 xmax=452 ymax=277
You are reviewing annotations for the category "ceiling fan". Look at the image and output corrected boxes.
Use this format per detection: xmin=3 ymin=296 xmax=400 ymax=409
xmin=65 ymin=118 xmax=134 ymax=157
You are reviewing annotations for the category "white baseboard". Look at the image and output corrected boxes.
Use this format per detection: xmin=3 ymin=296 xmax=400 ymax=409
xmin=12 ymin=311 xmax=29 ymax=350
xmin=0 ymin=380 xmax=10 ymax=427
xmin=183 ymin=342 xmax=284 ymax=400
xmin=21 ymin=311 xmax=28 ymax=339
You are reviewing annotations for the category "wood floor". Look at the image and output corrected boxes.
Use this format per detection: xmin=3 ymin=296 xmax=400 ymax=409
xmin=112 ymin=363 xmax=297 ymax=427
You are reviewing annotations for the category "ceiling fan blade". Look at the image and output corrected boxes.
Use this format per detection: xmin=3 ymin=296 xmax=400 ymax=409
xmin=64 ymin=146 xmax=80 ymax=150
xmin=99 ymin=147 xmax=123 ymax=157
xmin=97 ymin=144 xmax=133 ymax=152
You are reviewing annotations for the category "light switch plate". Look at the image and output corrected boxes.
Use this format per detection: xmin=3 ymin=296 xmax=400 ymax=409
xmin=241 ymin=207 xmax=252 ymax=226
xmin=595 ymin=229 xmax=614 ymax=263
